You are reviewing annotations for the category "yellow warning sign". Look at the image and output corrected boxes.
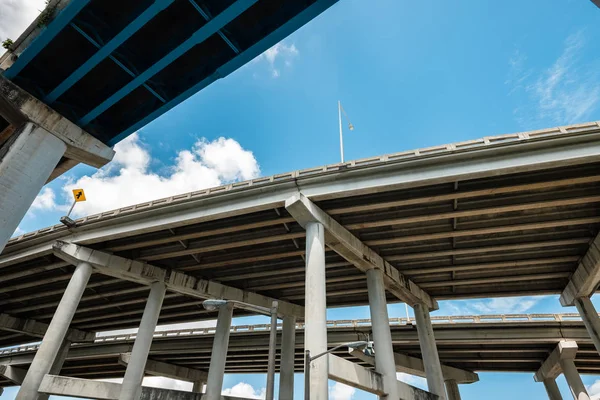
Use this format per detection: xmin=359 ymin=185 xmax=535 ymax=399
xmin=72 ymin=189 xmax=86 ymax=202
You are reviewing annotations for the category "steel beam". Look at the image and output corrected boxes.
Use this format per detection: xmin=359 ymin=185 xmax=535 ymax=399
xmin=285 ymin=192 xmax=436 ymax=309
xmin=52 ymin=241 xmax=303 ymax=318
xmin=79 ymin=0 xmax=259 ymax=126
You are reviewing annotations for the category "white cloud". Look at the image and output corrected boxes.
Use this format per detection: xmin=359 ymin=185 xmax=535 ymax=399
xmin=397 ymin=373 xmax=427 ymax=391
xmin=222 ymin=382 xmax=265 ymax=399
xmin=26 ymin=133 xmax=260 ymax=218
xmin=30 ymin=187 xmax=59 ymax=210
xmin=509 ymin=31 xmax=600 ymax=125
xmin=329 ymin=382 xmax=356 ymax=400
xmin=0 ymin=0 xmax=46 ymax=42
xmin=589 ymin=379 xmax=600 ymax=399
xmin=99 ymin=377 xmax=193 ymax=392
xmin=442 ymin=296 xmax=547 ymax=315
xmin=254 ymin=41 xmax=299 ymax=78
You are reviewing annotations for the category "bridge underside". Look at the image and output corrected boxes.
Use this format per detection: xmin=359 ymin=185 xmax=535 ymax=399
xmin=0 ymin=317 xmax=598 ymax=388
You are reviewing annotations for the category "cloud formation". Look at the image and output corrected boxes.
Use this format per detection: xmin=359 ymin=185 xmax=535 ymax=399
xmin=255 ymin=41 xmax=299 ymax=78
xmin=329 ymin=382 xmax=356 ymax=400
xmin=443 ymin=296 xmax=547 ymax=315
xmin=509 ymin=31 xmax=600 ymax=126
xmin=222 ymin=382 xmax=265 ymax=399
xmin=25 ymin=133 xmax=260 ymax=219
xmin=0 ymin=0 xmax=46 ymax=42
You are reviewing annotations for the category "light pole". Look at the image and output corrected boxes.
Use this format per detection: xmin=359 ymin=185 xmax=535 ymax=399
xmin=338 ymin=100 xmax=354 ymax=163
xmin=304 ymin=340 xmax=372 ymax=400
xmin=202 ymin=299 xmax=279 ymax=400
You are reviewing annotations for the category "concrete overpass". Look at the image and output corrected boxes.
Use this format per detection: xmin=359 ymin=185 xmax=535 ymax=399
xmin=3 ymin=121 xmax=600 ymax=399
xmin=0 ymin=314 xmax=598 ymax=397
xmin=0 ymin=0 xmax=339 ymax=252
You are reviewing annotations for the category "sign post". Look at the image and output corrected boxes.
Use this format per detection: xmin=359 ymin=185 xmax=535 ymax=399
xmin=60 ymin=189 xmax=86 ymax=228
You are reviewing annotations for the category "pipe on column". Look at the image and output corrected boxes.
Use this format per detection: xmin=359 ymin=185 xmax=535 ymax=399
xmin=574 ymin=297 xmax=600 ymax=357
xmin=366 ymin=268 xmax=399 ymax=400
xmin=414 ymin=303 xmax=446 ymax=400
xmin=204 ymin=302 xmax=234 ymax=400
xmin=560 ymin=358 xmax=590 ymax=400
xmin=543 ymin=378 xmax=564 ymax=400
xmin=119 ymin=282 xmax=166 ymax=400
xmin=305 ymin=222 xmax=328 ymax=400
xmin=16 ymin=262 xmax=93 ymax=400
xmin=280 ymin=315 xmax=297 ymax=400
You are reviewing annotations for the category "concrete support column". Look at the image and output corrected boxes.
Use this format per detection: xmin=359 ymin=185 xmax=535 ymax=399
xmin=16 ymin=262 xmax=92 ymax=400
xmin=119 ymin=282 xmax=166 ymax=400
xmin=204 ymin=302 xmax=234 ymax=400
xmin=560 ymin=358 xmax=590 ymax=400
xmin=543 ymin=378 xmax=564 ymax=400
xmin=573 ymin=297 xmax=600 ymax=356
xmin=192 ymin=381 xmax=205 ymax=393
xmin=38 ymin=339 xmax=72 ymax=400
xmin=305 ymin=222 xmax=328 ymax=400
xmin=0 ymin=122 xmax=67 ymax=253
xmin=414 ymin=303 xmax=446 ymax=400
xmin=445 ymin=379 xmax=461 ymax=400
xmin=280 ymin=315 xmax=296 ymax=400
xmin=366 ymin=268 xmax=399 ymax=400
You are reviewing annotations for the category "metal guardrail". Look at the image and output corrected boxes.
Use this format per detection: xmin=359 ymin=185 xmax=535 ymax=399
xmin=7 ymin=121 xmax=600 ymax=246
xmin=0 ymin=313 xmax=591 ymax=356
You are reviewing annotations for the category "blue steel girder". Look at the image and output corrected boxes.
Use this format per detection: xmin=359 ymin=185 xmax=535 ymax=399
xmin=78 ymin=0 xmax=259 ymax=127
xmin=107 ymin=0 xmax=340 ymax=146
xmin=44 ymin=0 xmax=175 ymax=104
xmin=3 ymin=0 xmax=93 ymax=80
xmin=188 ymin=0 xmax=240 ymax=54
xmin=68 ymin=23 xmax=166 ymax=104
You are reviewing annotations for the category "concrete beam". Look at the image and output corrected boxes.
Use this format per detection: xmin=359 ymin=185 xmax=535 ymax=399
xmin=327 ymin=354 xmax=385 ymax=396
xmin=560 ymin=233 xmax=600 ymax=306
xmin=0 ymin=364 xmax=26 ymax=384
xmin=534 ymin=341 xmax=579 ymax=381
xmin=285 ymin=193 xmax=437 ymax=309
xmin=328 ymin=355 xmax=438 ymax=400
xmin=52 ymin=241 xmax=303 ymax=318
xmin=39 ymin=375 xmax=121 ymax=399
xmin=0 ymin=75 xmax=114 ymax=168
xmin=348 ymin=348 xmax=479 ymax=384
xmin=0 ymin=313 xmax=95 ymax=342
xmin=119 ymin=353 xmax=208 ymax=382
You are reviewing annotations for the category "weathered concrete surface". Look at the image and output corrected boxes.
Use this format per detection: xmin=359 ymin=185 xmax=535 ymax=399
xmin=52 ymin=241 xmax=303 ymax=318
xmin=0 ymin=365 xmax=26 ymax=384
xmin=285 ymin=193 xmax=437 ymax=309
xmin=0 ymin=122 xmax=66 ymax=254
xmin=414 ymin=303 xmax=446 ymax=399
xmin=535 ymin=341 xmax=579 ymax=381
xmin=0 ymin=75 xmax=114 ymax=168
xmin=561 ymin=234 xmax=600 ymax=306
xmin=119 ymin=354 xmax=208 ymax=382
xmin=573 ymin=297 xmax=600 ymax=357
xmin=0 ymin=313 xmax=94 ymax=342
xmin=328 ymin=354 xmax=385 ymax=396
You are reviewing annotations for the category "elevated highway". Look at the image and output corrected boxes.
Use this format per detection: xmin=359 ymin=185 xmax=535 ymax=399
xmin=0 ymin=314 xmax=598 ymax=387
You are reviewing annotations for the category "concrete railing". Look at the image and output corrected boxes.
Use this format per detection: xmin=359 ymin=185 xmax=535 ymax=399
xmin=0 ymin=313 xmax=592 ymax=356
xmin=8 ymin=121 xmax=600 ymax=246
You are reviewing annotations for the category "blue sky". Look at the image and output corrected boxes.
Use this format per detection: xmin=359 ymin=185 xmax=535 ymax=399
xmin=2 ymin=0 xmax=600 ymax=399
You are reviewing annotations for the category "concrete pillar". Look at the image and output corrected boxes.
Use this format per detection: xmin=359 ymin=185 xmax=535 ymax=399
xmin=17 ymin=262 xmax=92 ymax=400
xmin=574 ymin=297 xmax=600 ymax=356
xmin=204 ymin=302 xmax=234 ymax=400
xmin=280 ymin=315 xmax=296 ymax=400
xmin=414 ymin=303 xmax=446 ymax=400
xmin=38 ymin=339 xmax=72 ymax=400
xmin=304 ymin=222 xmax=328 ymax=400
xmin=445 ymin=379 xmax=461 ymax=400
xmin=543 ymin=378 xmax=564 ymax=400
xmin=0 ymin=122 xmax=67 ymax=253
xmin=366 ymin=268 xmax=399 ymax=400
xmin=119 ymin=282 xmax=166 ymax=400
xmin=192 ymin=382 xmax=205 ymax=393
xmin=560 ymin=358 xmax=590 ymax=400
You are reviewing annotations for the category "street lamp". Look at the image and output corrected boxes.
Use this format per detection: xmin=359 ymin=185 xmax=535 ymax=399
xmin=202 ymin=299 xmax=279 ymax=400
xmin=338 ymin=100 xmax=354 ymax=163
xmin=304 ymin=340 xmax=373 ymax=400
